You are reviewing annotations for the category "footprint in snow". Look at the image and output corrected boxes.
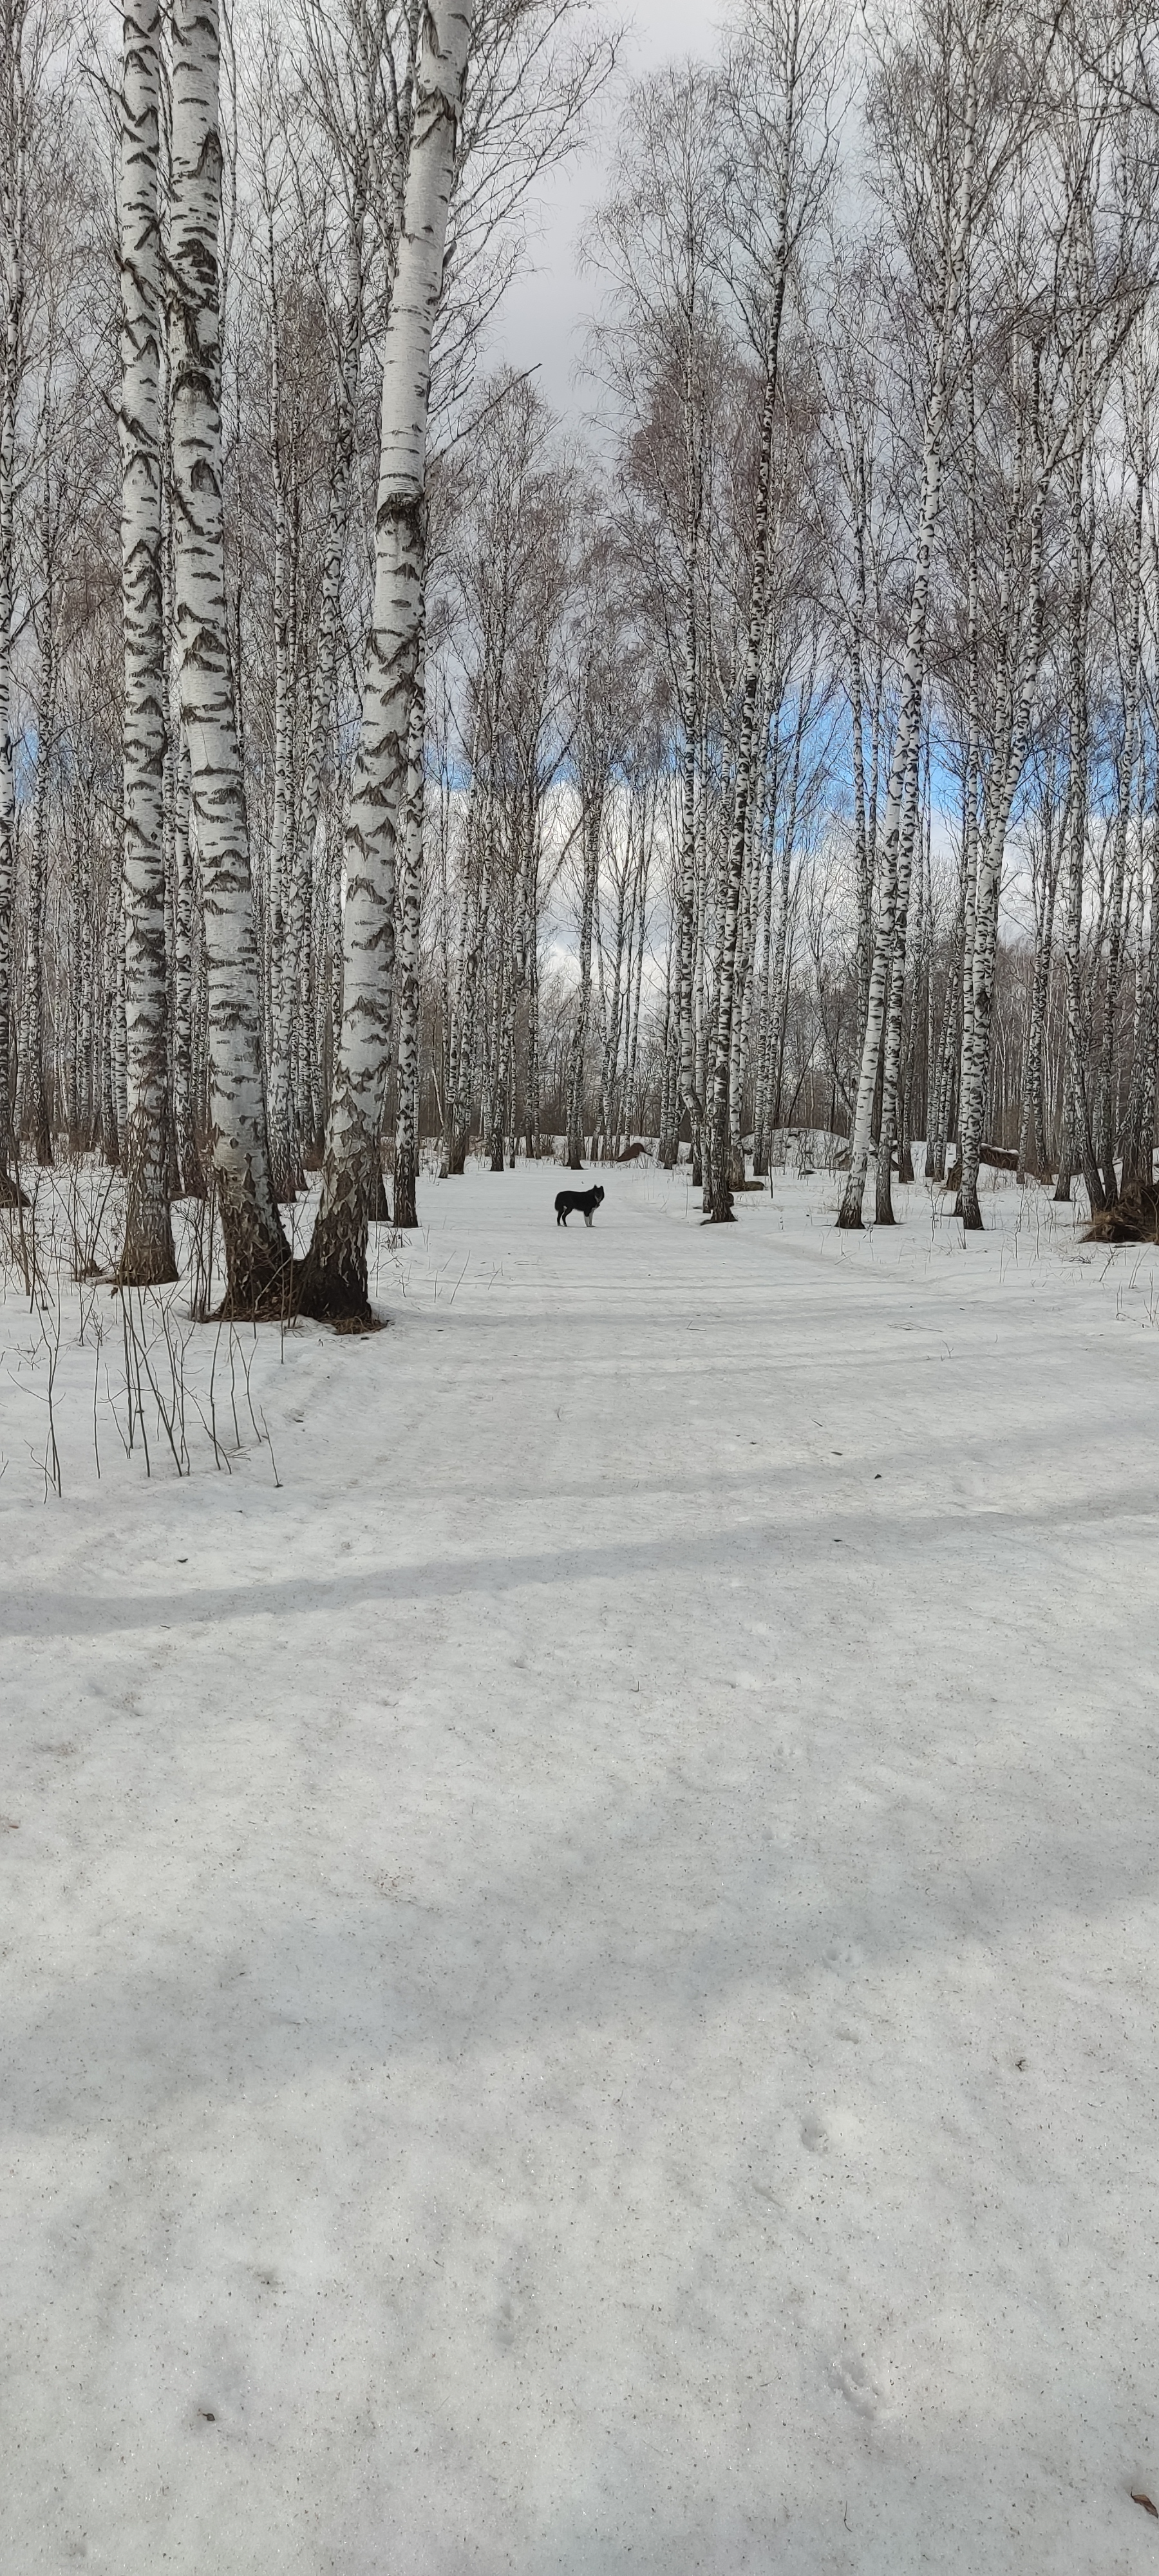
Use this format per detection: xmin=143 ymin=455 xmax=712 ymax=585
xmin=829 ymin=2351 xmax=886 ymax=2417
xmin=800 ymin=2114 xmax=829 ymax=2154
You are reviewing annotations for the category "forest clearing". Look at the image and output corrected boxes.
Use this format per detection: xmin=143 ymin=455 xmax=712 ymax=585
xmin=3 ymin=1156 xmax=1159 ymax=2571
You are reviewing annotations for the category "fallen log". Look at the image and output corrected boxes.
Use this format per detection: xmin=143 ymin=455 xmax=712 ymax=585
xmin=942 ymin=1141 xmax=1019 ymax=1189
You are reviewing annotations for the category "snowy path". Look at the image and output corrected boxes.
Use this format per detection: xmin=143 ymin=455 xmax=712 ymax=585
xmin=3 ymin=1163 xmax=1159 ymax=2572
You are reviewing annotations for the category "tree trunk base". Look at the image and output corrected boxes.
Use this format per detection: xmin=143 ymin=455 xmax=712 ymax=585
xmin=115 ymin=1240 xmax=180 ymax=1289
xmin=394 ymin=1146 xmax=418 ymax=1229
xmin=292 ymin=1255 xmax=372 ymax=1325
xmin=835 ymin=1170 xmax=864 ymax=1228
xmin=705 ymin=1134 xmax=737 ymax=1220
xmin=214 ymin=1266 xmax=297 ymax=1321
xmin=214 ymin=1206 xmax=297 ymax=1322
xmin=294 ymin=1197 xmax=375 ymax=1326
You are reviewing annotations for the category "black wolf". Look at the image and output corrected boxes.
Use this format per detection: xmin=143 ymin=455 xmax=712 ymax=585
xmin=555 ymin=1184 xmax=605 ymax=1227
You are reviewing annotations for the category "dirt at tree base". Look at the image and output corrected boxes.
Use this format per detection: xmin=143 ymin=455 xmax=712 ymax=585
xmin=1084 ymin=1181 xmax=1159 ymax=1244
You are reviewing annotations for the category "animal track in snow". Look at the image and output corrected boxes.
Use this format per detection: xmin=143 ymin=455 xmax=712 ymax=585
xmin=829 ymin=2349 xmax=886 ymax=2417
xmin=800 ymin=2114 xmax=829 ymax=2153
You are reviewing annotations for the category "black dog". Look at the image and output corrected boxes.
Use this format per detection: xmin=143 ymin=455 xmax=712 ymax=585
xmin=555 ymin=1184 xmax=605 ymax=1227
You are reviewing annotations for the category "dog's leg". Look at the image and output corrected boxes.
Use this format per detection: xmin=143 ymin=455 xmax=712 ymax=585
xmin=584 ymin=1209 xmax=592 ymax=1226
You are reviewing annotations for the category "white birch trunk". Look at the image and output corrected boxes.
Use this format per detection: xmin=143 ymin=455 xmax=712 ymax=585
xmin=1055 ymin=440 xmax=1104 ymax=1212
xmin=394 ymin=634 xmax=425 ymax=1226
xmin=171 ymin=735 xmax=202 ymax=1192
xmin=836 ymin=90 xmax=977 ymax=1227
xmin=288 ymin=174 xmax=368 ymax=1168
xmin=169 ymin=0 xmax=289 ymax=1311
xmin=116 ymin=0 xmax=176 ymax=1283
xmin=708 ymin=335 xmax=785 ymax=1218
xmin=0 ymin=0 xmax=24 ymax=1197
xmin=300 ymin=0 xmax=473 ymax=1318
xmin=874 ymin=734 xmax=921 ymax=1222
xmin=264 ymin=247 xmax=297 ymax=1204
xmin=565 ymin=800 xmax=599 ymax=1170
xmin=960 ymin=484 xmax=1047 ymax=1228
xmin=24 ymin=460 xmax=54 ymax=1169
xmin=1096 ymin=469 xmax=1143 ymax=1194
xmin=676 ymin=479 xmax=704 ymax=1174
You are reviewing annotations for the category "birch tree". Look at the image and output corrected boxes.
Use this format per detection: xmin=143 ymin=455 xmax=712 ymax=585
xmin=0 ymin=0 xmax=26 ymax=1198
xmin=393 ymin=629 xmax=426 ymax=1227
xmin=838 ymin=0 xmax=1030 ymax=1228
xmin=594 ymin=67 xmax=725 ymax=1186
xmin=115 ymin=0 xmax=176 ymax=1282
xmin=297 ymin=0 xmax=475 ymax=1321
xmin=703 ymin=0 xmax=843 ymax=1220
xmin=169 ymin=0 xmax=290 ymax=1310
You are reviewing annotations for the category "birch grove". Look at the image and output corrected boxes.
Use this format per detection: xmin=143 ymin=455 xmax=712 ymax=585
xmin=3 ymin=0 xmax=1159 ymax=1316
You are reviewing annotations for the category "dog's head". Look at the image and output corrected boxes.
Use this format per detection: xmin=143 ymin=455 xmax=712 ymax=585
xmin=594 ymin=1186 xmax=605 ymax=1205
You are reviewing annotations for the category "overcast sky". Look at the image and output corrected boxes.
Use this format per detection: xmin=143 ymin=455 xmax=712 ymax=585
xmin=493 ymin=0 xmax=724 ymax=420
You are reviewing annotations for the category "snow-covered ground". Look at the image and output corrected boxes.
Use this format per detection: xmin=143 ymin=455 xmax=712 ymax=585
xmin=3 ymin=1159 xmax=1159 ymax=2573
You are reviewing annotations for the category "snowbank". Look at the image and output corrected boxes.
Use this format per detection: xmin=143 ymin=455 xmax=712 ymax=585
xmin=3 ymin=1161 xmax=1158 ymax=2571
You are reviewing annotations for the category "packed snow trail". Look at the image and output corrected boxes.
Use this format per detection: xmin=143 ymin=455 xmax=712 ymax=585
xmin=3 ymin=1163 xmax=1158 ymax=2572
